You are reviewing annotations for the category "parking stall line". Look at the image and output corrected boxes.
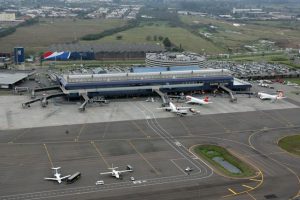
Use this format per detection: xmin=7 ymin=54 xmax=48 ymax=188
xmin=43 ymin=144 xmax=54 ymax=168
xmin=9 ymin=129 xmax=30 ymax=143
xmin=131 ymin=121 xmax=150 ymax=138
xmin=90 ymin=141 xmax=110 ymax=168
xmin=259 ymin=110 xmax=288 ymax=126
xmin=207 ymin=115 xmax=230 ymax=133
xmin=170 ymin=159 xmax=187 ymax=175
xmin=177 ymin=118 xmax=193 ymax=136
xmin=75 ymin=123 xmax=86 ymax=142
xmin=127 ymin=140 xmax=160 ymax=175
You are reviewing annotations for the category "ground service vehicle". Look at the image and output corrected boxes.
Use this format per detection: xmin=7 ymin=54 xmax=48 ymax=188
xmin=66 ymin=172 xmax=81 ymax=184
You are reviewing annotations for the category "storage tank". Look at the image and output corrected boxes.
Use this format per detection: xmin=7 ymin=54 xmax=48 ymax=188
xmin=14 ymin=47 xmax=25 ymax=64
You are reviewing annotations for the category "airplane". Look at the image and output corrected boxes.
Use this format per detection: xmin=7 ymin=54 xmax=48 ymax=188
xmin=44 ymin=167 xmax=70 ymax=184
xmin=257 ymin=91 xmax=286 ymax=102
xmin=159 ymin=102 xmax=190 ymax=116
xmin=185 ymin=95 xmax=213 ymax=105
xmin=100 ymin=165 xmax=132 ymax=179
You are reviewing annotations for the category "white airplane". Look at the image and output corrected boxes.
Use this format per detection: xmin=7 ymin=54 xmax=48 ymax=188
xmin=100 ymin=165 xmax=132 ymax=179
xmin=257 ymin=91 xmax=286 ymax=102
xmin=159 ymin=102 xmax=190 ymax=116
xmin=44 ymin=167 xmax=70 ymax=184
xmin=185 ymin=95 xmax=213 ymax=105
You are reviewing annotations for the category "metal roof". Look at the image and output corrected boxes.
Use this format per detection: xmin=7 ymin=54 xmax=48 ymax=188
xmin=49 ymin=43 xmax=165 ymax=53
xmin=0 ymin=72 xmax=29 ymax=85
xmin=131 ymin=67 xmax=167 ymax=73
xmin=169 ymin=66 xmax=200 ymax=71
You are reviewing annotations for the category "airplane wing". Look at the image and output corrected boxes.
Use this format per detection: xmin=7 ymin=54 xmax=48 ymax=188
xmin=176 ymin=106 xmax=191 ymax=110
xmin=118 ymin=170 xmax=132 ymax=173
xmin=100 ymin=172 xmax=113 ymax=175
xmin=44 ymin=177 xmax=58 ymax=181
xmin=61 ymin=175 xmax=71 ymax=180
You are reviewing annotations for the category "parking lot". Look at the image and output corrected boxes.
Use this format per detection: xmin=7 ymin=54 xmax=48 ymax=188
xmin=205 ymin=61 xmax=300 ymax=77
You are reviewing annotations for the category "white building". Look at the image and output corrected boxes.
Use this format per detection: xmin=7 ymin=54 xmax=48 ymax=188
xmin=0 ymin=13 xmax=16 ymax=21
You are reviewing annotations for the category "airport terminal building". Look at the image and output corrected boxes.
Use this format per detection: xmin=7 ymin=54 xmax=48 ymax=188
xmin=57 ymin=68 xmax=251 ymax=97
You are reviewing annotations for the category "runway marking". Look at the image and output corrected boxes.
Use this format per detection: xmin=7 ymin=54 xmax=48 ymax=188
xmin=177 ymin=118 xmax=193 ymax=136
xmin=9 ymin=129 xmax=30 ymax=143
xmin=75 ymin=123 xmax=86 ymax=142
xmin=248 ymin=129 xmax=264 ymax=150
xmin=246 ymin=191 xmax=256 ymax=200
xmin=207 ymin=115 xmax=230 ymax=132
xmin=242 ymin=184 xmax=254 ymax=190
xmin=249 ymin=178 xmax=261 ymax=182
xmin=170 ymin=159 xmax=187 ymax=175
xmin=128 ymin=140 xmax=160 ymax=175
xmin=271 ymin=110 xmax=294 ymax=127
xmin=102 ymin=122 xmax=110 ymax=138
xmin=259 ymin=110 xmax=288 ymax=126
xmin=228 ymin=188 xmax=237 ymax=195
xmin=131 ymin=121 xmax=150 ymax=138
xmin=90 ymin=141 xmax=110 ymax=168
xmin=43 ymin=144 xmax=54 ymax=168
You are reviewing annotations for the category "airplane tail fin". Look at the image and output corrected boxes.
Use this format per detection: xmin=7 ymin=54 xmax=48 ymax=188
xmin=204 ymin=96 xmax=209 ymax=102
xmin=108 ymin=164 xmax=118 ymax=170
xmin=277 ymin=91 xmax=284 ymax=97
xmin=52 ymin=167 xmax=61 ymax=170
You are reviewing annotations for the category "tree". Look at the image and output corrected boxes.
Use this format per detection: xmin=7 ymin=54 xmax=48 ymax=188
xmin=158 ymin=35 xmax=164 ymax=41
xmin=163 ymin=37 xmax=171 ymax=47
xmin=116 ymin=35 xmax=123 ymax=40
xmin=146 ymin=35 xmax=152 ymax=41
xmin=153 ymin=35 xmax=157 ymax=41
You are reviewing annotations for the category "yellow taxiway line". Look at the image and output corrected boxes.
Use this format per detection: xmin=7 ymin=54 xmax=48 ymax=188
xmin=91 ymin=141 xmax=110 ymax=168
xmin=43 ymin=144 xmax=54 ymax=168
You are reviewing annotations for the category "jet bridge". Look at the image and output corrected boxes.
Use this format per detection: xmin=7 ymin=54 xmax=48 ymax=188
xmin=152 ymin=87 xmax=169 ymax=106
xmin=31 ymin=86 xmax=61 ymax=98
xmin=219 ymin=85 xmax=237 ymax=102
xmin=22 ymin=92 xmax=65 ymax=108
xmin=79 ymin=93 xmax=90 ymax=112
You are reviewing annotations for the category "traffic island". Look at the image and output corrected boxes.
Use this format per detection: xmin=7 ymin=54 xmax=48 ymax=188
xmin=278 ymin=135 xmax=300 ymax=156
xmin=193 ymin=144 xmax=256 ymax=178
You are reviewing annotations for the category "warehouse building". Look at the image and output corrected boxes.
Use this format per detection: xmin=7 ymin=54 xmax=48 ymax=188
xmin=43 ymin=43 xmax=164 ymax=61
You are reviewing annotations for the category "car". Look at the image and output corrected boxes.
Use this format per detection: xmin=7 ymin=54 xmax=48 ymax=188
xmin=95 ymin=180 xmax=104 ymax=185
xmin=130 ymin=176 xmax=135 ymax=181
xmin=185 ymin=167 xmax=193 ymax=172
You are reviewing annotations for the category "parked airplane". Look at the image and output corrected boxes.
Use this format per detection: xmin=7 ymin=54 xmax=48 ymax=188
xmin=257 ymin=91 xmax=286 ymax=102
xmin=185 ymin=95 xmax=213 ymax=105
xmin=44 ymin=167 xmax=70 ymax=184
xmin=159 ymin=102 xmax=190 ymax=116
xmin=100 ymin=165 xmax=132 ymax=179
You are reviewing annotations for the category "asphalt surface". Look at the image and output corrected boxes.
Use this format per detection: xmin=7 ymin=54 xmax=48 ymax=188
xmin=0 ymin=106 xmax=300 ymax=200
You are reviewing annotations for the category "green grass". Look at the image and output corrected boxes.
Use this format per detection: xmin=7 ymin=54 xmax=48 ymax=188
xmin=180 ymin=16 xmax=300 ymax=52
xmin=80 ymin=22 xmax=224 ymax=54
xmin=193 ymin=145 xmax=256 ymax=178
xmin=284 ymin=78 xmax=300 ymax=85
xmin=278 ymin=135 xmax=300 ymax=156
xmin=0 ymin=18 xmax=126 ymax=54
